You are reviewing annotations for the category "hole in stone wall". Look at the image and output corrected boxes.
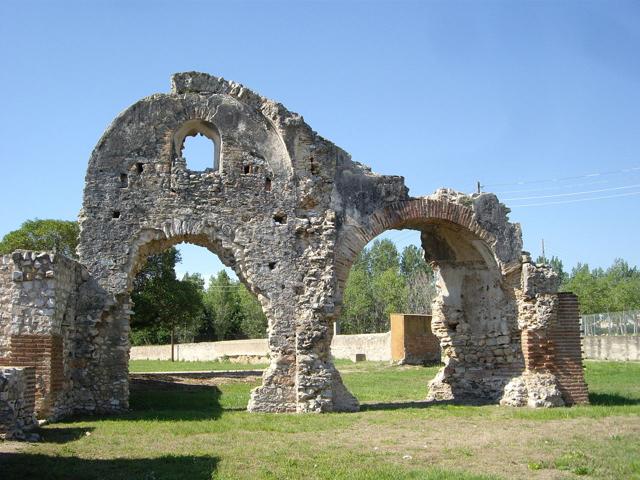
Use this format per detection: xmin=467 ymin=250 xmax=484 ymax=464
xmin=183 ymin=133 xmax=217 ymax=172
xmin=310 ymin=157 xmax=319 ymax=175
xmin=268 ymin=262 xmax=277 ymax=270
xmin=112 ymin=211 xmax=121 ymax=219
xmin=273 ymin=213 xmax=287 ymax=224
xmin=265 ymin=177 xmax=272 ymax=191
xmin=244 ymin=165 xmax=251 ymax=174
xmin=173 ymin=120 xmax=221 ymax=172
xmin=120 ymin=173 xmax=128 ymax=188
xmin=136 ymin=163 xmax=144 ymax=174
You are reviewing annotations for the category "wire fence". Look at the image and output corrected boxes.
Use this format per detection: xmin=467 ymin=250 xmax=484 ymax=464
xmin=581 ymin=310 xmax=640 ymax=336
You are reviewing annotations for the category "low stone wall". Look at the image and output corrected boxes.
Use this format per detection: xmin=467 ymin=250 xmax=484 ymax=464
xmin=330 ymin=333 xmax=391 ymax=361
xmin=131 ymin=333 xmax=392 ymax=363
xmin=0 ymin=366 xmax=37 ymax=440
xmin=130 ymin=338 xmax=270 ymax=363
xmin=583 ymin=336 xmax=640 ymax=361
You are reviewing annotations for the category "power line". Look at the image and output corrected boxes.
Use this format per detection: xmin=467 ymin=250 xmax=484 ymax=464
xmin=504 ymin=183 xmax=640 ymax=201
xmin=495 ymin=178 xmax=611 ymax=195
xmin=484 ymin=165 xmax=640 ymax=189
xmin=510 ymin=189 xmax=640 ymax=208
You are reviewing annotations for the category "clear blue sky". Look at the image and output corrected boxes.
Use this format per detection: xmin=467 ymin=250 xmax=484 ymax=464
xmin=1 ymin=0 xmax=639 ymax=281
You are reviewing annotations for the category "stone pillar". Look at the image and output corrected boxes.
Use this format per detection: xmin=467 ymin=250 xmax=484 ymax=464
xmin=248 ymin=300 xmax=297 ymax=412
xmin=501 ymin=261 xmax=588 ymax=407
xmin=294 ymin=306 xmax=359 ymax=413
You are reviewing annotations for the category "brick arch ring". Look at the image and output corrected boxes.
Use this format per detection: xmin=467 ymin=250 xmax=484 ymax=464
xmin=334 ymin=197 xmax=502 ymax=292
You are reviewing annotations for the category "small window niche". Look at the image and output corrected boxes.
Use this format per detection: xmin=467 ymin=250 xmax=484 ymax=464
xmin=173 ymin=119 xmax=221 ymax=172
xmin=242 ymin=152 xmax=266 ymax=176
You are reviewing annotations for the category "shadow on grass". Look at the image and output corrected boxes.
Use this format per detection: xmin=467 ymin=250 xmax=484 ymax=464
xmin=360 ymin=397 xmax=495 ymax=411
xmin=125 ymin=378 xmax=226 ymax=421
xmin=0 ymin=452 xmax=219 ymax=480
xmin=362 ymin=393 xmax=640 ymax=411
xmin=589 ymin=392 xmax=640 ymax=406
xmin=360 ymin=400 xmax=434 ymax=411
xmin=38 ymin=426 xmax=95 ymax=443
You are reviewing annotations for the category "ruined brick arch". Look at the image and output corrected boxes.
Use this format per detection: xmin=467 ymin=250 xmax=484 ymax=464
xmin=16 ymin=71 xmax=584 ymax=418
xmin=333 ymin=197 xmax=525 ymax=404
xmin=335 ymin=198 xmax=502 ymax=293
xmin=126 ymin=229 xmax=238 ymax=291
xmin=124 ymin=227 xmax=271 ymax=315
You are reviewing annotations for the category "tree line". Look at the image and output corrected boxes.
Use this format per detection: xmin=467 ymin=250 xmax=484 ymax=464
xmin=546 ymin=256 xmax=640 ymax=315
xmin=1 ymin=219 xmax=639 ymax=342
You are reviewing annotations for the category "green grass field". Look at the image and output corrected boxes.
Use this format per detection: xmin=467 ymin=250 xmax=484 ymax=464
xmin=1 ymin=360 xmax=639 ymax=479
xmin=129 ymin=359 xmax=269 ymax=372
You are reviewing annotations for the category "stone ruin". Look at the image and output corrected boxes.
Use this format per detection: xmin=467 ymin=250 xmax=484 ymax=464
xmin=0 ymin=72 xmax=588 ymax=436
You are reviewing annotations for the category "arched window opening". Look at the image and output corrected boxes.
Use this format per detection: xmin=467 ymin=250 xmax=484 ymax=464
xmin=182 ymin=134 xmax=216 ymax=172
xmin=173 ymin=119 xmax=221 ymax=172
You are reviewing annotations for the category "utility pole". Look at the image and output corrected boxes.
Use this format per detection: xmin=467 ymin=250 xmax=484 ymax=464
xmin=541 ymin=238 xmax=546 ymax=264
xmin=476 ymin=181 xmax=482 ymax=194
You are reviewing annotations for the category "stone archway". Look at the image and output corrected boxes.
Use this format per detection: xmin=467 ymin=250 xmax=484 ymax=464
xmin=332 ymin=195 xmax=524 ymax=404
xmin=0 ymin=72 xmax=585 ymax=419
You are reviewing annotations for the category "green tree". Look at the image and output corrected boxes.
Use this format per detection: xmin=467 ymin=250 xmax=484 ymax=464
xmin=0 ymin=219 xmax=79 ymax=258
xmin=340 ymin=239 xmax=410 ymax=333
xmin=238 ymin=285 xmax=268 ymax=338
xmin=401 ymin=244 xmax=430 ymax=278
xmin=563 ymin=263 xmax=611 ymax=314
xmin=369 ymin=239 xmax=400 ymax=277
xmin=562 ymin=259 xmax=640 ymax=314
xmin=341 ymin=266 xmax=374 ymax=334
xmin=182 ymin=272 xmax=205 ymax=291
xmin=371 ymin=267 xmax=407 ymax=330
xmin=605 ymin=259 xmax=640 ymax=312
xmin=204 ymin=271 xmax=244 ymax=340
xmin=130 ymin=248 xmax=205 ymax=360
